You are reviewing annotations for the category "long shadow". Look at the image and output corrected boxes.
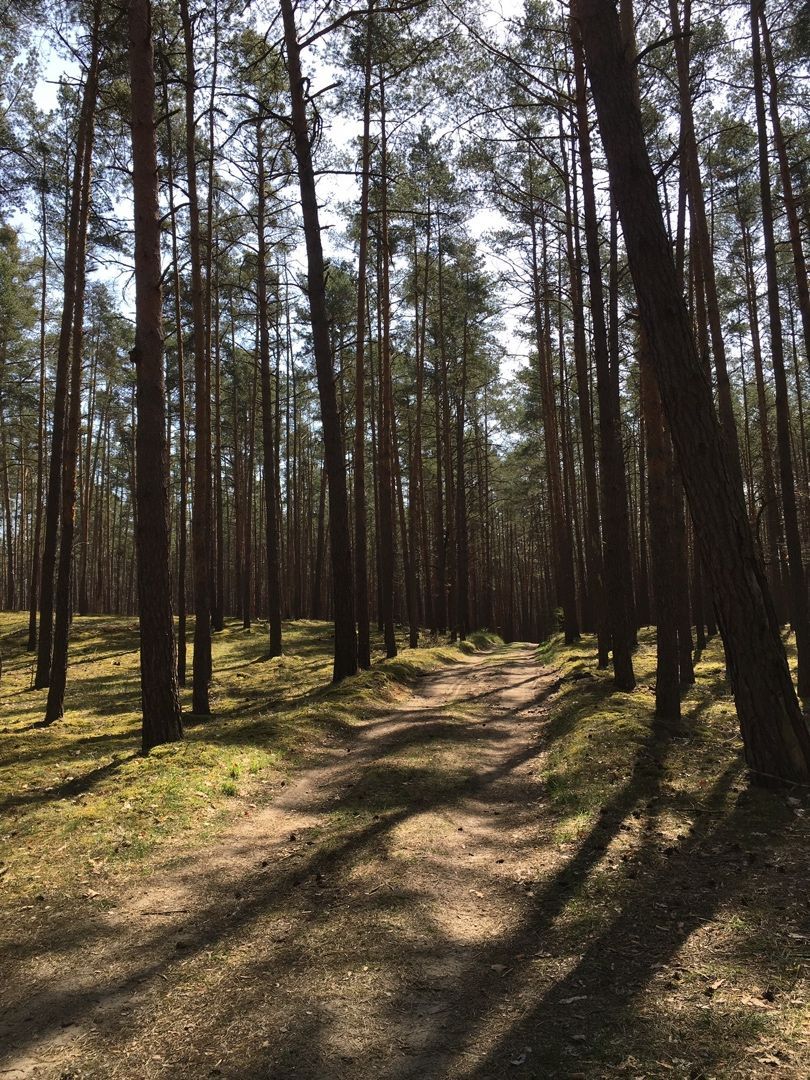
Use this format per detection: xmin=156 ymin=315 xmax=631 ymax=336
xmin=3 ymin=645 xmax=792 ymax=1079
xmin=0 ymin=753 xmax=139 ymax=814
xmin=0 ymin=730 xmax=546 ymax=1058
xmin=363 ymin=683 xmax=782 ymax=1078
xmin=0 ymin=728 xmax=135 ymax=771
xmin=0 ymin=686 xmax=562 ymax=1062
xmin=453 ymin=762 xmax=751 ymax=1079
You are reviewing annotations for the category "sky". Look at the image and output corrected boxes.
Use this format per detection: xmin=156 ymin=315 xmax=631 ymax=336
xmin=15 ymin=0 xmax=530 ymax=381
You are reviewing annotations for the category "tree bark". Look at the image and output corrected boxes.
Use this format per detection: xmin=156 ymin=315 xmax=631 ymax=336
xmin=180 ymin=0 xmax=212 ymax=713
xmin=44 ymin=10 xmax=100 ymax=722
xmin=750 ymin=0 xmax=810 ymax=697
xmin=577 ymin=0 xmax=810 ymax=781
xmin=640 ymin=342 xmax=680 ymax=720
xmin=572 ymin=21 xmax=634 ymax=684
xmin=256 ymin=118 xmax=283 ymax=657
xmin=280 ymin=0 xmax=357 ymax=680
xmin=127 ymin=0 xmax=183 ymax=751
xmin=27 ymin=170 xmax=47 ymax=650
xmin=35 ymin=35 xmax=99 ymax=688
xmin=353 ymin=1 xmax=374 ymax=668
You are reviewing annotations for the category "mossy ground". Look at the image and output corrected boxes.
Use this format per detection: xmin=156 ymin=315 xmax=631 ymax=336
xmin=522 ymin=629 xmax=810 ymax=1077
xmin=1 ymin=616 xmax=808 ymax=1079
xmin=0 ymin=613 xmax=493 ymax=906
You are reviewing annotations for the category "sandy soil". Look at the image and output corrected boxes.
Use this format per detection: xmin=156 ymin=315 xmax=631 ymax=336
xmin=2 ymin=641 xmax=807 ymax=1080
xmin=1 ymin=644 xmax=566 ymax=1079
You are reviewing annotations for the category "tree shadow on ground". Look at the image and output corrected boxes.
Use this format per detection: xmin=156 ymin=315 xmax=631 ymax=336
xmin=0 ymin=642 xmax=806 ymax=1080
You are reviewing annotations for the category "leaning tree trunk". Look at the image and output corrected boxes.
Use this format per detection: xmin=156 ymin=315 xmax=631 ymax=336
xmin=127 ymin=0 xmax=182 ymax=751
xmin=576 ymin=0 xmax=810 ymax=782
xmin=280 ymin=0 xmax=357 ymax=681
xmin=572 ymin=21 xmax=635 ymax=686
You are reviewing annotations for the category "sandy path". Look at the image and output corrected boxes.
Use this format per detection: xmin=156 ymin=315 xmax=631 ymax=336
xmin=1 ymin=643 xmax=562 ymax=1079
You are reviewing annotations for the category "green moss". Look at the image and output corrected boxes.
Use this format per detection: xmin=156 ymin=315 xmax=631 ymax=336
xmin=0 ymin=614 xmax=498 ymax=902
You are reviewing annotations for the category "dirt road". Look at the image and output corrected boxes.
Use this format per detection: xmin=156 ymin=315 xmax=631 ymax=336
xmin=2 ymin=644 xmax=568 ymax=1079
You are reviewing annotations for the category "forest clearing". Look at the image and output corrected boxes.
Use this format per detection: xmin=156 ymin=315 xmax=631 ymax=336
xmin=1 ymin=616 xmax=809 ymax=1078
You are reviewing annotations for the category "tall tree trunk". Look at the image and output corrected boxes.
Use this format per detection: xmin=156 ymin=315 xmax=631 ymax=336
xmin=35 ymin=36 xmax=99 ymax=688
xmin=243 ymin=328 xmax=258 ymax=629
xmin=206 ymin=0 xmax=222 ymax=632
xmin=572 ymin=21 xmax=634 ymax=684
xmin=159 ymin=37 xmax=189 ymax=685
xmin=27 ymin=172 xmax=48 ymax=650
xmin=739 ymin=206 xmax=785 ymax=615
xmin=280 ymin=0 xmax=357 ymax=680
xmin=750 ymin=0 xmax=810 ymax=697
xmin=759 ymin=6 xmax=810 ymax=362
xmin=640 ymin=341 xmax=680 ymax=720
xmin=353 ymin=0 xmax=374 ymax=668
xmin=562 ymin=97 xmax=606 ymax=659
xmin=180 ymin=0 xmax=212 ymax=714
xmin=455 ymin=319 xmax=469 ymax=641
xmin=668 ymin=0 xmax=745 ymax=495
xmin=528 ymin=170 xmax=578 ymax=644
xmin=0 ymin=396 xmax=14 ymax=610
xmin=77 ymin=341 xmax=98 ymax=616
xmin=256 ymin=118 xmax=282 ymax=657
xmin=127 ymin=0 xmax=182 ymax=750
xmin=44 ymin=44 xmax=97 ymax=723
xmin=377 ymin=67 xmax=397 ymax=659
xmin=577 ymin=0 xmax=810 ymax=781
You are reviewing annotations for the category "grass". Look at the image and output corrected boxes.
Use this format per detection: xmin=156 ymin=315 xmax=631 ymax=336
xmin=0 ymin=613 xmax=497 ymax=907
xmin=536 ymin=628 xmax=789 ymax=843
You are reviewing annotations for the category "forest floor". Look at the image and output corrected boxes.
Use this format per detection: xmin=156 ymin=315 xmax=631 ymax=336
xmin=0 ymin=617 xmax=809 ymax=1079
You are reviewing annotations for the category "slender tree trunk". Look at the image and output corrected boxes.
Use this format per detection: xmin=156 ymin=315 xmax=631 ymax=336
xmin=35 ymin=38 xmax=99 ymax=689
xmin=376 ymin=67 xmax=397 ymax=659
xmin=27 ymin=176 xmax=48 ymax=649
xmin=353 ymin=0 xmax=374 ymax=668
xmin=159 ymin=40 xmax=189 ymax=685
xmin=572 ymin=22 xmax=634 ymax=683
xmin=243 ymin=330 xmax=258 ymax=629
xmin=256 ymin=118 xmax=282 ymax=657
xmin=180 ymin=0 xmax=212 ymax=713
xmin=750 ymin=0 xmax=810 ymax=698
xmin=0 ymin=397 xmax=14 ymax=610
xmin=668 ymin=0 xmax=745 ymax=495
xmin=640 ymin=341 xmax=680 ymax=720
xmin=529 ymin=171 xmax=578 ymax=644
xmin=455 ymin=322 xmax=469 ymax=641
xmin=759 ymin=7 xmax=810 ymax=362
xmin=562 ymin=96 xmax=606 ymax=658
xmin=280 ymin=0 xmax=357 ymax=680
xmin=45 ymin=145 xmax=93 ymax=716
xmin=44 ymin=12 xmax=100 ymax=722
xmin=740 ymin=207 xmax=785 ymax=615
